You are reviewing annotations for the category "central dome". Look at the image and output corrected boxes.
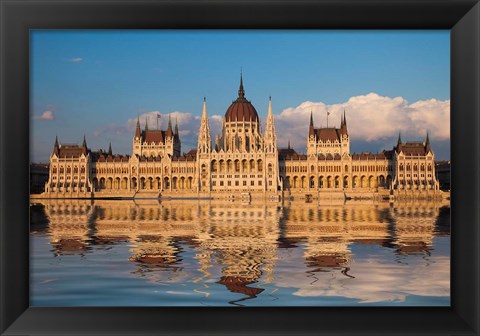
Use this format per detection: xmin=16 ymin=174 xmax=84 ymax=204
xmin=225 ymin=75 xmax=259 ymax=123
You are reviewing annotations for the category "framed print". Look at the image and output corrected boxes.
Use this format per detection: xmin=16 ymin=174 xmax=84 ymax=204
xmin=1 ymin=0 xmax=479 ymax=335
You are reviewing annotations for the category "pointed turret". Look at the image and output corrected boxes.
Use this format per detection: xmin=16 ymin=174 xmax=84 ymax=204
xmin=309 ymin=110 xmax=315 ymax=137
xmin=340 ymin=109 xmax=348 ymax=135
xmin=53 ymin=135 xmax=59 ymax=155
xmin=396 ymin=132 xmax=402 ymax=153
xmin=425 ymin=131 xmax=432 ymax=153
xmin=288 ymin=139 xmax=291 ymax=150
xmin=264 ymin=96 xmax=277 ymax=153
xmin=174 ymin=117 xmax=180 ymax=142
xmin=197 ymin=97 xmax=211 ymax=153
xmin=108 ymin=142 xmax=112 ymax=156
xmin=135 ymin=114 xmax=141 ymax=139
xmin=166 ymin=114 xmax=173 ymax=138
xmin=145 ymin=117 xmax=149 ymax=131
xmin=82 ymin=135 xmax=88 ymax=155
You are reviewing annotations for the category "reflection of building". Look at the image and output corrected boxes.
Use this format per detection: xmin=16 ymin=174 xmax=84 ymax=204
xmin=39 ymin=75 xmax=441 ymax=200
xmin=32 ymin=200 xmax=448 ymax=277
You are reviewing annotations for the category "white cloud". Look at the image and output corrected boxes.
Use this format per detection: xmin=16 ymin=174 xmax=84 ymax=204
xmin=68 ymin=57 xmax=83 ymax=62
xmin=33 ymin=110 xmax=54 ymax=121
xmin=275 ymin=93 xmax=450 ymax=149
xmin=93 ymin=93 xmax=449 ymax=156
xmin=273 ymin=253 xmax=450 ymax=304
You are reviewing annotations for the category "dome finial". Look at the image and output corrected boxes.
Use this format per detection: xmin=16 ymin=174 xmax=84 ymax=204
xmin=238 ymin=69 xmax=245 ymax=98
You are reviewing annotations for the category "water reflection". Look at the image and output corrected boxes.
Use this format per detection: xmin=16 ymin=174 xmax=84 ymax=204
xmin=30 ymin=199 xmax=450 ymax=306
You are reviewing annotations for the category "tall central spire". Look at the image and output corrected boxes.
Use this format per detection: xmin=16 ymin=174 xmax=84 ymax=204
xmin=238 ymin=71 xmax=245 ymax=98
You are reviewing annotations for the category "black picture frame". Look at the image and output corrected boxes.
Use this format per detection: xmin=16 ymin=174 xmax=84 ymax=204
xmin=1 ymin=0 xmax=479 ymax=335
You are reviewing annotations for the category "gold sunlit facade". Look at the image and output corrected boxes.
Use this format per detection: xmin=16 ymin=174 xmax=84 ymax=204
xmin=41 ymin=75 xmax=441 ymax=200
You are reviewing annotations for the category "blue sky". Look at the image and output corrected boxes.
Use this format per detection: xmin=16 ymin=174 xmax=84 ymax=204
xmin=31 ymin=30 xmax=450 ymax=162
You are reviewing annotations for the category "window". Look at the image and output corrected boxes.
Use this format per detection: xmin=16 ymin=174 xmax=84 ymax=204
xmin=220 ymin=181 xmax=224 ymax=186
xmin=227 ymin=181 xmax=231 ymax=186
xmin=251 ymin=181 xmax=255 ymax=186
xmin=258 ymin=180 xmax=262 ymax=186
xmin=243 ymin=181 xmax=247 ymax=186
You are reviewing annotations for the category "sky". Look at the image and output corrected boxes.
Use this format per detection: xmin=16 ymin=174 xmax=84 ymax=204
xmin=30 ymin=30 xmax=450 ymax=162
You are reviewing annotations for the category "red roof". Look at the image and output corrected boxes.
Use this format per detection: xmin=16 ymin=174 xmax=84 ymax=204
xmin=315 ymin=128 xmax=341 ymax=142
xmin=225 ymin=98 xmax=259 ymax=122
xmin=143 ymin=130 xmax=165 ymax=143
xmin=57 ymin=145 xmax=84 ymax=158
xmin=398 ymin=142 xmax=427 ymax=156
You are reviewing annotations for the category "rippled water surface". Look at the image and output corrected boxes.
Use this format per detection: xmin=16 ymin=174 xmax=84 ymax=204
xmin=30 ymin=199 xmax=450 ymax=306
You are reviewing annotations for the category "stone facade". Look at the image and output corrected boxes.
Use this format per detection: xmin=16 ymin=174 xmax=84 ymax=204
xmin=42 ymin=75 xmax=441 ymax=199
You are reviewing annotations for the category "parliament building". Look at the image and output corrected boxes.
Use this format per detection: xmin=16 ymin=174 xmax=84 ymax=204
xmin=41 ymin=75 xmax=441 ymax=200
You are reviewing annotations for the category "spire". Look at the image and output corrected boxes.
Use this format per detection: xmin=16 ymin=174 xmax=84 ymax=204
xmin=341 ymin=109 xmax=348 ymax=135
xmin=174 ymin=117 xmax=179 ymax=135
xmin=238 ymin=71 xmax=245 ymax=98
xmin=288 ymin=139 xmax=291 ymax=150
xmin=268 ymin=96 xmax=273 ymax=117
xmin=309 ymin=110 xmax=315 ymax=137
xmin=145 ymin=116 xmax=149 ymax=131
xmin=425 ymin=131 xmax=432 ymax=153
xmin=264 ymin=96 xmax=277 ymax=153
xmin=108 ymin=142 xmax=112 ymax=156
xmin=202 ymin=97 xmax=207 ymax=118
xmin=82 ymin=135 xmax=88 ymax=155
xmin=166 ymin=114 xmax=173 ymax=138
xmin=53 ymin=135 xmax=59 ymax=155
xmin=197 ymin=97 xmax=211 ymax=153
xmin=396 ymin=132 xmax=402 ymax=153
xmin=135 ymin=114 xmax=141 ymax=138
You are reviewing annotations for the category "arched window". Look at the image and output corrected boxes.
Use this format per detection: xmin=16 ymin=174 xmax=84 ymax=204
xmin=257 ymin=160 xmax=263 ymax=172
xmin=211 ymin=160 xmax=218 ymax=173
xmin=399 ymin=164 xmax=404 ymax=171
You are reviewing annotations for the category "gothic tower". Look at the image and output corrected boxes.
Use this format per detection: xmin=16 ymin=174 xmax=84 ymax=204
xmin=264 ymin=97 xmax=279 ymax=191
xmin=196 ymin=97 xmax=212 ymax=192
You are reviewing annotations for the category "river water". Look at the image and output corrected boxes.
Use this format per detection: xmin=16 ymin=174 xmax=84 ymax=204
xmin=30 ymin=199 xmax=450 ymax=306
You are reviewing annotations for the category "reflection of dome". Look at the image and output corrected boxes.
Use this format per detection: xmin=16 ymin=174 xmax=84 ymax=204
xmin=225 ymin=74 xmax=259 ymax=123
